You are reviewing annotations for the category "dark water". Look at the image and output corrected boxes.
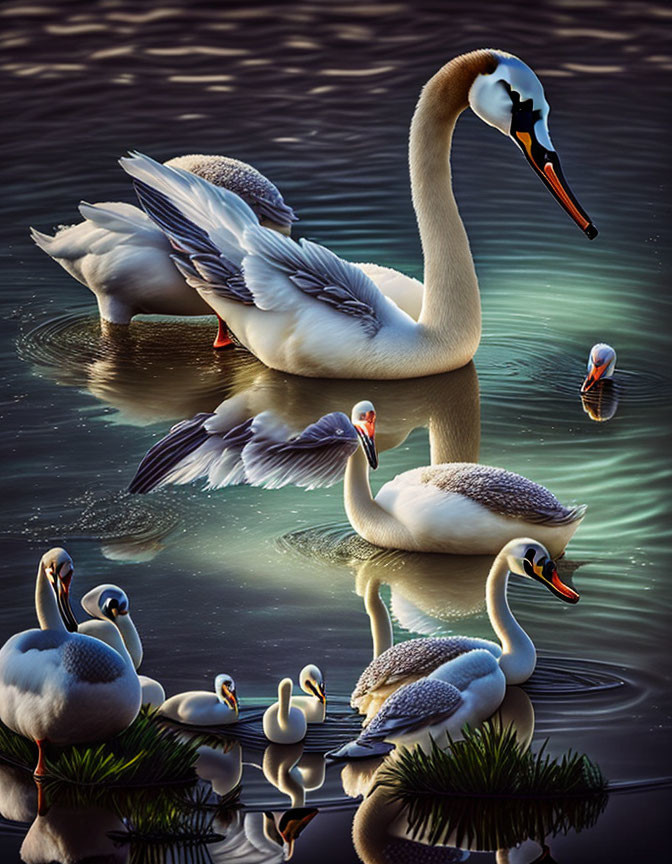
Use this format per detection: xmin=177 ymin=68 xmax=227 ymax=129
xmin=1 ymin=0 xmax=671 ymax=861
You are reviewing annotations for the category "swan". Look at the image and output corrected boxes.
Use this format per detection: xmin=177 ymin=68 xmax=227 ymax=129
xmin=79 ymin=584 xmax=165 ymax=707
xmin=350 ymin=539 xmax=579 ymax=723
xmin=0 ymin=548 xmax=141 ymax=776
xmin=289 ymin=664 xmax=326 ymax=723
xmin=159 ymin=673 xmax=239 ymax=725
xmin=263 ymin=678 xmax=307 ymax=744
xmin=29 ymin=154 xmax=297 ymax=346
xmin=581 ymin=342 xmax=617 ymax=393
xmin=329 ymin=648 xmax=506 ymax=759
xmin=126 ymin=359 xmax=480 ymax=492
xmin=133 ymin=398 xmax=584 ymax=556
xmin=119 ymin=49 xmax=596 ymax=380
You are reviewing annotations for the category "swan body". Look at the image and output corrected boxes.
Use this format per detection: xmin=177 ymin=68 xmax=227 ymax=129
xmin=330 ymin=649 xmax=506 ymax=759
xmin=159 ymin=674 xmax=238 ymax=725
xmin=263 ymin=678 xmax=307 ymax=744
xmin=120 ymin=50 xmax=595 ymax=379
xmin=351 ymin=539 xmax=579 ymax=723
xmin=0 ymin=549 xmax=141 ymax=774
xmin=581 ymin=342 xmax=617 ymax=393
xmin=30 ymin=154 xmax=297 ymax=327
xmin=289 ymin=664 xmax=326 ymax=723
xmin=79 ymin=583 xmax=165 ymax=707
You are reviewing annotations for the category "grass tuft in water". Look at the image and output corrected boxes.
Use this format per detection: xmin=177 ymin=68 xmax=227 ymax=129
xmin=375 ymin=722 xmax=608 ymax=849
xmin=0 ymin=706 xmax=199 ymax=786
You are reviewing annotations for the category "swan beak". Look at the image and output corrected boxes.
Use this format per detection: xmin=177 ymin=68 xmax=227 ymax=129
xmin=56 ymin=575 xmax=79 ymax=633
xmin=308 ymin=680 xmax=326 ymax=704
xmin=355 ymin=414 xmax=378 ymax=469
xmin=538 ymin=559 xmax=580 ymax=604
xmin=221 ymin=685 xmax=238 ymax=713
xmin=581 ymin=360 xmax=608 ymax=393
xmin=512 ymin=130 xmax=597 ymax=239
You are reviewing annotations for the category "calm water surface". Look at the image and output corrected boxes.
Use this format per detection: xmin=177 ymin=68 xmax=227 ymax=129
xmin=1 ymin=0 xmax=671 ymax=861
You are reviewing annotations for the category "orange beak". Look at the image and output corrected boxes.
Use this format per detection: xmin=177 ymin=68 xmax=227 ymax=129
xmin=581 ymin=361 xmax=607 ymax=393
xmin=513 ymin=130 xmax=597 ymax=239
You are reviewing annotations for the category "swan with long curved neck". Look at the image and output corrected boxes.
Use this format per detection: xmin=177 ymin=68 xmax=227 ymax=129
xmin=350 ymin=539 xmax=579 ymax=724
xmin=0 ymin=549 xmax=141 ymax=776
xmin=289 ymin=664 xmax=326 ymax=723
xmin=79 ymin=584 xmax=165 ymax=707
xmin=119 ymin=50 xmax=596 ymax=379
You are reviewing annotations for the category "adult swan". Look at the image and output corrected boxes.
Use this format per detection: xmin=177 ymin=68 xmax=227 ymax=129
xmin=0 ymin=549 xmax=141 ymax=776
xmin=119 ymin=49 xmax=596 ymax=379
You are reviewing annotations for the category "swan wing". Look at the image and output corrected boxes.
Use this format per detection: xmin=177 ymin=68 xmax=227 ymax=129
xmin=351 ymin=636 xmax=501 ymax=707
xmin=120 ymin=152 xmax=408 ymax=334
xmin=354 ymin=262 xmax=423 ymax=321
xmin=128 ymin=412 xmax=254 ymax=493
xmin=420 ymin=463 xmax=587 ymax=525
xmin=243 ymin=410 xmax=359 ymax=489
xmin=361 ymin=678 xmax=463 ymax=741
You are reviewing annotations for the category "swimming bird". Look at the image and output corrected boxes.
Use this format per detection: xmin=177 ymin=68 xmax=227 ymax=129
xmin=0 ymin=549 xmax=141 ymax=776
xmin=79 ymin=584 xmax=165 ymax=707
xmin=581 ymin=343 xmax=617 ymax=393
xmin=290 ymin=664 xmax=326 ymax=723
xmin=134 ymin=399 xmax=583 ymax=556
xmin=119 ymin=49 xmax=596 ymax=380
xmin=351 ymin=539 xmax=579 ymax=722
xmin=159 ymin=674 xmax=239 ymax=726
xmin=263 ymin=678 xmax=307 ymax=744
xmin=330 ymin=648 xmax=506 ymax=759
xmin=29 ymin=155 xmax=297 ymax=347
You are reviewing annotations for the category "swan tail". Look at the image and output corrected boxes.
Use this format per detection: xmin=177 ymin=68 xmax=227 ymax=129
xmin=128 ymin=412 xmax=253 ymax=494
xmin=120 ymin=151 xmax=255 ymax=267
xmin=77 ymin=201 xmax=152 ymax=235
xmin=29 ymin=226 xmax=57 ymax=255
xmin=327 ymin=738 xmax=395 ymax=761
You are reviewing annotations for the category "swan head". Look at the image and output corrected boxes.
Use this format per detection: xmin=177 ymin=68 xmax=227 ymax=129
xmin=42 ymin=548 xmax=78 ymax=632
xmin=81 ymin=584 xmax=130 ymax=621
xmin=215 ymin=673 xmax=238 ymax=713
xmin=351 ymin=400 xmax=378 ymax=469
xmin=581 ymin=343 xmax=617 ymax=393
xmin=469 ymin=51 xmax=597 ymax=239
xmin=506 ymin=539 xmax=579 ymax=604
xmin=300 ymin=664 xmax=326 ymax=704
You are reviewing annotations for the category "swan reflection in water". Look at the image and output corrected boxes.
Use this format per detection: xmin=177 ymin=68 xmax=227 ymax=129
xmin=581 ymin=379 xmax=619 ymax=423
xmin=21 ymin=314 xmax=480 ymax=448
xmin=0 ymin=765 xmax=128 ymax=864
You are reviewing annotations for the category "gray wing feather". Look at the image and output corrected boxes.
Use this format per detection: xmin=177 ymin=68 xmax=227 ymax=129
xmin=134 ymin=180 xmax=254 ymax=303
xmin=421 ymin=463 xmax=586 ymax=526
xmin=244 ymin=227 xmax=387 ymax=335
xmin=361 ymin=679 xmax=463 ymax=742
xmin=351 ymin=636 xmax=499 ymax=706
xmin=243 ymin=411 xmax=359 ymax=489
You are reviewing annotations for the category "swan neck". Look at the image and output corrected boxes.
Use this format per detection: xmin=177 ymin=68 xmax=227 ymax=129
xmin=35 ymin=560 xmax=65 ymax=632
xmin=364 ymin=581 xmax=393 ymax=659
xmin=115 ymin=613 xmax=143 ymax=669
xmin=410 ymin=51 xmax=496 ymax=358
xmin=344 ymin=448 xmax=411 ymax=549
xmin=277 ymin=679 xmax=292 ymax=726
xmin=486 ymin=555 xmax=536 ymax=685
